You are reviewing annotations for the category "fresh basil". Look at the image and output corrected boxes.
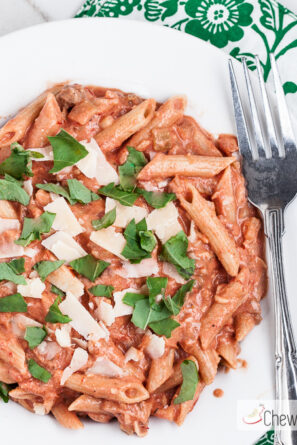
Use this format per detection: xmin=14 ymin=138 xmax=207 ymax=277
xmin=131 ymin=298 xmax=171 ymax=330
xmin=0 ymin=259 xmax=26 ymax=285
xmin=50 ymin=284 xmax=65 ymax=298
xmin=122 ymin=218 xmax=155 ymax=264
xmin=98 ymin=183 xmax=139 ymax=207
xmin=70 ymin=254 xmax=109 ymax=282
xmin=48 ymin=129 xmax=88 ymax=173
xmin=164 ymin=280 xmax=195 ymax=316
xmin=15 ymin=211 xmax=56 ymax=247
xmin=45 ymin=297 xmax=71 ymax=324
xmin=119 ymin=146 xmax=147 ymax=191
xmin=0 ymin=293 xmax=27 ymax=313
xmin=0 ymin=179 xmax=30 ymax=205
xmin=67 ymin=179 xmax=100 ymax=204
xmin=160 ymin=231 xmax=195 ymax=279
xmin=174 ymin=360 xmax=199 ymax=405
xmin=147 ymin=276 xmax=168 ymax=309
xmin=122 ymin=292 xmax=147 ymax=306
xmin=6 ymin=258 xmax=25 ymax=275
xmin=92 ymin=208 xmax=116 ymax=231
xmin=89 ymin=284 xmax=114 ymax=298
xmin=36 ymin=183 xmax=75 ymax=205
xmin=0 ymin=382 xmax=15 ymax=403
xmin=149 ymin=318 xmax=180 ymax=338
xmin=139 ymin=230 xmax=157 ymax=252
xmin=0 ymin=142 xmax=34 ymax=179
xmin=24 ymin=326 xmax=47 ymax=349
xmin=33 ymin=260 xmax=64 ymax=282
xmin=28 ymin=359 xmax=51 ymax=383
xmin=136 ymin=188 xmax=176 ymax=209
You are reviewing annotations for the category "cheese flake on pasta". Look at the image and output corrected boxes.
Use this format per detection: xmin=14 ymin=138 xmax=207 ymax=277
xmin=146 ymin=332 xmax=165 ymax=359
xmin=42 ymin=231 xmax=87 ymax=263
xmin=118 ymin=257 xmax=159 ymax=278
xmin=146 ymin=201 xmax=182 ymax=243
xmin=0 ymin=217 xmax=20 ymax=234
xmin=90 ymin=227 xmax=126 ymax=259
xmin=105 ymin=198 xmax=148 ymax=228
xmin=96 ymin=300 xmax=115 ymax=327
xmin=44 ymin=197 xmax=84 ymax=237
xmin=86 ymin=357 xmax=124 ymax=377
xmin=113 ymin=288 xmax=139 ymax=317
xmin=61 ymin=347 xmax=88 ymax=385
xmin=17 ymin=277 xmax=46 ymax=299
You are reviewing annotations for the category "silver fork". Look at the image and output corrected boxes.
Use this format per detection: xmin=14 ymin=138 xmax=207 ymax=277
xmin=229 ymin=54 xmax=297 ymax=445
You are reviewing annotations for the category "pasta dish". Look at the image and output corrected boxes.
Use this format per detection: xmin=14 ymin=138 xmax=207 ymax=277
xmin=0 ymin=84 xmax=267 ymax=436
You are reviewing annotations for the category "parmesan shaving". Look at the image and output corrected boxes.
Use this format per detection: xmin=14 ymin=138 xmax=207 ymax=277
xmin=90 ymin=227 xmax=126 ymax=259
xmin=44 ymin=197 xmax=84 ymax=237
xmin=0 ymin=218 xmax=20 ymax=234
xmin=147 ymin=202 xmax=182 ymax=243
xmin=17 ymin=278 xmax=46 ymax=299
xmin=86 ymin=357 xmax=124 ymax=377
xmin=96 ymin=300 xmax=115 ymax=327
xmin=113 ymin=288 xmax=138 ymax=317
xmin=42 ymin=231 xmax=87 ymax=263
xmin=117 ymin=258 xmax=159 ymax=278
xmin=105 ymin=198 xmax=148 ymax=228
xmin=146 ymin=332 xmax=165 ymax=359
xmin=61 ymin=347 xmax=88 ymax=385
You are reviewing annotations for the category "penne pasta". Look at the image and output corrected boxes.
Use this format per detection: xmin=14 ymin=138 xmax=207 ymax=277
xmin=217 ymin=341 xmax=239 ymax=369
xmin=174 ymin=179 xmax=240 ymax=276
xmin=212 ymin=166 xmax=237 ymax=226
xmin=0 ymin=83 xmax=65 ymax=147
xmin=199 ymin=267 xmax=249 ymax=350
xmin=95 ymin=99 xmax=156 ymax=152
xmin=52 ymin=402 xmax=84 ymax=429
xmin=65 ymin=373 xmax=149 ymax=404
xmin=235 ymin=313 xmax=256 ymax=342
xmin=181 ymin=342 xmax=219 ymax=385
xmin=147 ymin=348 xmax=175 ymax=393
xmin=137 ymin=154 xmax=235 ymax=180
xmin=129 ymin=96 xmax=186 ymax=150
xmin=0 ymin=200 xmax=18 ymax=219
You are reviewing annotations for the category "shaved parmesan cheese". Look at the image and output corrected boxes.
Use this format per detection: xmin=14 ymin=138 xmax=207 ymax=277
xmin=44 ymin=197 xmax=84 ymax=237
xmin=42 ymin=231 xmax=87 ymax=263
xmin=24 ymin=247 xmax=38 ymax=258
xmin=72 ymin=338 xmax=88 ymax=349
xmin=140 ymin=179 xmax=169 ymax=192
xmin=37 ymin=341 xmax=60 ymax=360
xmin=86 ymin=357 xmax=124 ymax=377
xmin=0 ymin=241 xmax=24 ymax=259
xmin=23 ymin=179 xmax=33 ymax=196
xmin=125 ymin=347 xmax=141 ymax=363
xmin=162 ymin=262 xmax=186 ymax=284
xmin=105 ymin=198 xmax=148 ymax=228
xmin=113 ymin=288 xmax=138 ymax=317
xmin=59 ymin=292 xmax=109 ymax=341
xmin=147 ymin=202 xmax=182 ymax=243
xmin=47 ymin=263 xmax=84 ymax=298
xmin=117 ymin=257 xmax=159 ymax=279
xmin=28 ymin=146 xmax=53 ymax=161
xmin=11 ymin=314 xmax=42 ymax=337
xmin=17 ymin=278 xmax=45 ymax=299
xmin=188 ymin=221 xmax=197 ymax=243
xmin=96 ymin=300 xmax=115 ymax=326
xmin=77 ymin=139 xmax=119 ymax=186
xmin=90 ymin=227 xmax=125 ymax=259
xmin=146 ymin=333 xmax=165 ymax=359
xmin=0 ymin=218 xmax=20 ymax=234
xmin=55 ymin=325 xmax=71 ymax=348
xmin=61 ymin=347 xmax=88 ymax=385
xmin=33 ymin=404 xmax=46 ymax=416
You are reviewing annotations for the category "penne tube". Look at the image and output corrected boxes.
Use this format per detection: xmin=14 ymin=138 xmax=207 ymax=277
xmin=235 ymin=312 xmax=256 ymax=342
xmin=25 ymin=93 xmax=63 ymax=148
xmin=52 ymin=402 xmax=84 ymax=429
xmin=181 ymin=342 xmax=219 ymax=385
xmin=69 ymin=394 xmax=105 ymax=413
xmin=199 ymin=267 xmax=249 ymax=350
xmin=147 ymin=348 xmax=175 ymax=393
xmin=0 ymin=200 xmax=18 ymax=219
xmin=175 ymin=180 xmax=239 ymax=276
xmin=212 ymin=166 xmax=237 ymax=226
xmin=88 ymin=412 xmax=113 ymax=423
xmin=216 ymin=134 xmax=239 ymax=155
xmin=65 ymin=373 xmax=149 ymax=404
xmin=95 ymin=99 xmax=156 ymax=152
xmin=129 ymin=96 xmax=186 ymax=149
xmin=0 ymin=83 xmax=65 ymax=147
xmin=137 ymin=153 xmax=235 ymax=180
xmin=0 ymin=360 xmax=17 ymax=384
xmin=0 ymin=336 xmax=27 ymax=375
xmin=156 ymin=363 xmax=183 ymax=393
xmin=217 ymin=341 xmax=239 ymax=369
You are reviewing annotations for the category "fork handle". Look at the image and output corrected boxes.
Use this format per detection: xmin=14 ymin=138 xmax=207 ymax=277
xmin=264 ymin=208 xmax=297 ymax=445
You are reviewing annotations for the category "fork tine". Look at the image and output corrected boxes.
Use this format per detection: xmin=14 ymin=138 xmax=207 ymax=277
xmin=228 ymin=59 xmax=253 ymax=161
xmin=242 ymin=57 xmax=267 ymax=159
xmin=270 ymin=53 xmax=297 ymax=151
xmin=255 ymin=56 xmax=280 ymax=158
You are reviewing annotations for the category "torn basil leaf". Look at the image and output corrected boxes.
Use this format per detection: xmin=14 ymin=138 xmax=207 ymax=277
xmin=36 ymin=183 xmax=75 ymax=205
xmin=160 ymin=231 xmax=195 ymax=279
xmin=50 ymin=284 xmax=65 ymax=298
xmin=0 ymin=293 xmax=27 ymax=313
xmin=0 ymin=142 xmax=33 ymax=179
xmin=67 ymin=179 xmax=100 ymax=204
xmin=174 ymin=359 xmax=199 ymax=404
xmin=164 ymin=280 xmax=195 ymax=316
xmin=49 ymin=129 xmax=88 ymax=173
xmin=33 ymin=260 xmax=64 ymax=282
xmin=136 ymin=188 xmax=176 ymax=209
xmin=149 ymin=318 xmax=180 ymax=338
xmin=122 ymin=292 xmax=147 ymax=307
xmin=28 ymin=359 xmax=51 ymax=383
xmin=24 ymin=326 xmax=47 ymax=349
xmin=15 ymin=211 xmax=56 ymax=247
xmin=45 ymin=297 xmax=71 ymax=324
xmin=131 ymin=299 xmax=171 ymax=330
xmin=0 ymin=259 xmax=26 ymax=285
xmin=0 ymin=382 xmax=15 ymax=403
xmin=6 ymin=258 xmax=25 ymax=275
xmin=122 ymin=218 xmax=154 ymax=264
xmin=119 ymin=146 xmax=147 ymax=191
xmin=98 ymin=183 xmax=139 ymax=207
xmin=89 ymin=284 xmax=114 ymax=298
xmin=70 ymin=254 xmax=109 ymax=282
xmin=139 ymin=230 xmax=156 ymax=253
xmin=147 ymin=276 xmax=168 ymax=309
xmin=92 ymin=208 xmax=116 ymax=230
xmin=0 ymin=179 xmax=30 ymax=205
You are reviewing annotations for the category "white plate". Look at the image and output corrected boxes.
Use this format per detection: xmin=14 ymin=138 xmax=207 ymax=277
xmin=0 ymin=18 xmax=296 ymax=445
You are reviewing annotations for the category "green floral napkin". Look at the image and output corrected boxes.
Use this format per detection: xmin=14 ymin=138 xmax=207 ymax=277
xmin=75 ymin=1 xmax=296 ymax=443
xmin=76 ymin=0 xmax=297 ymax=122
